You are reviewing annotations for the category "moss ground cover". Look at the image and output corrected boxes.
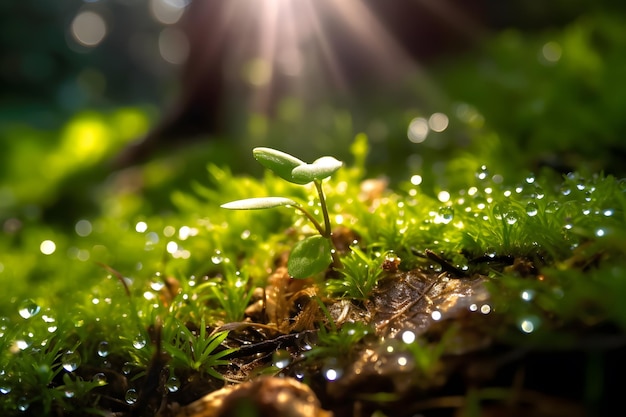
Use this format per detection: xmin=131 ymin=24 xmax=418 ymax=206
xmin=2 ymin=10 xmax=626 ymax=417
xmin=1 ymin=129 xmax=625 ymax=415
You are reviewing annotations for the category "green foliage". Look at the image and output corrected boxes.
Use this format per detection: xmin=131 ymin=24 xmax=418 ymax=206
xmin=325 ymin=246 xmax=387 ymax=300
xmin=222 ymin=147 xmax=343 ymax=278
xmin=306 ymin=321 xmax=373 ymax=362
xmin=2 ymin=13 xmax=626 ymax=410
xmin=162 ymin=318 xmax=234 ymax=379
xmin=287 ymin=235 xmax=333 ymax=279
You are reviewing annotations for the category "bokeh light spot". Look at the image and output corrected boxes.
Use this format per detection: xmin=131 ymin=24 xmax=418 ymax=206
xmin=407 ymin=117 xmax=429 ymax=143
xmin=243 ymin=58 xmax=272 ymax=87
xmin=428 ymin=113 xmax=449 ymax=132
xmin=40 ymin=240 xmax=57 ymax=255
xmin=541 ymin=41 xmax=562 ymax=63
xmin=150 ymin=0 xmax=187 ymax=25
xmin=159 ymin=28 xmax=189 ymax=65
xmin=71 ymin=11 xmax=107 ymax=47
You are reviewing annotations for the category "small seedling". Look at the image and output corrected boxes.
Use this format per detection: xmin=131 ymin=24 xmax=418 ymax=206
xmin=221 ymin=147 xmax=343 ymax=278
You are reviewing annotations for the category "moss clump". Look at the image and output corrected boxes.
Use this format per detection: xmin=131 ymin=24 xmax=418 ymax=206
xmin=0 ymin=132 xmax=625 ymax=416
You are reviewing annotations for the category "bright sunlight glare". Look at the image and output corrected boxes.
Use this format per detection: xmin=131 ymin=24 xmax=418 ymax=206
xmin=201 ymin=0 xmax=437 ymax=112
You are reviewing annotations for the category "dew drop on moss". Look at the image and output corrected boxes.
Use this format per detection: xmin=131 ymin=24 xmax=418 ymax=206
xmin=93 ymin=373 xmax=107 ymax=385
xmin=166 ymin=376 xmax=180 ymax=393
xmin=125 ymin=388 xmax=138 ymax=404
xmin=0 ymin=383 xmax=11 ymax=395
xmin=322 ymin=358 xmax=343 ymax=382
xmin=273 ymin=349 xmax=291 ymax=369
xmin=519 ymin=316 xmax=541 ymax=333
xmin=476 ymin=165 xmax=489 ymax=181
xmin=18 ymin=299 xmax=40 ymax=319
xmin=396 ymin=353 xmax=414 ymax=371
xmin=132 ymin=335 xmax=147 ymax=349
xmin=150 ymin=273 xmax=165 ymax=291
xmin=17 ymin=397 xmax=29 ymax=411
xmin=62 ymin=351 xmax=81 ymax=372
xmin=526 ymin=202 xmax=538 ymax=217
xmin=520 ymin=289 xmax=535 ymax=301
xmin=603 ymin=209 xmax=615 ymax=217
xmin=211 ymin=250 xmax=224 ymax=264
xmin=97 ymin=341 xmax=109 ymax=357
xmin=15 ymin=329 xmax=34 ymax=350
xmin=0 ymin=317 xmax=9 ymax=337
xmin=122 ymin=362 xmax=134 ymax=375
xmin=43 ymin=316 xmax=57 ymax=333
xmin=545 ymin=201 xmax=559 ymax=213
xmin=505 ymin=212 xmax=518 ymax=225
xmin=438 ymin=207 xmax=454 ymax=224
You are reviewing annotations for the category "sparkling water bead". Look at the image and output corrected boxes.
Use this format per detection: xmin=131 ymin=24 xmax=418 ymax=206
xmin=18 ymin=299 xmax=40 ymax=319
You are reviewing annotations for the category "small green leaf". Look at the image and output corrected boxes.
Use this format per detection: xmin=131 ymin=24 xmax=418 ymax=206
xmin=221 ymin=197 xmax=297 ymax=210
xmin=253 ymin=147 xmax=309 ymax=184
xmin=287 ymin=235 xmax=332 ymax=278
xmin=291 ymin=156 xmax=343 ymax=183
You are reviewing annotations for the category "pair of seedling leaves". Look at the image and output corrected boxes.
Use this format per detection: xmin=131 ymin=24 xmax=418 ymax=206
xmin=221 ymin=147 xmax=342 ymax=279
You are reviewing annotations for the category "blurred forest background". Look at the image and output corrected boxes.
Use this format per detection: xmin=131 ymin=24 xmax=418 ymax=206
xmin=1 ymin=0 xmax=626 ymax=225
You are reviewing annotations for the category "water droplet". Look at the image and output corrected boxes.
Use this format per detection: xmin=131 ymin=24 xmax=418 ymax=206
xmin=322 ymin=358 xmax=343 ymax=381
xmin=476 ymin=165 xmax=489 ymax=181
xmin=97 ymin=341 xmax=109 ymax=357
xmin=15 ymin=329 xmax=35 ymax=350
xmin=62 ymin=351 xmax=81 ymax=372
xmin=17 ymin=397 xmax=29 ymax=411
xmin=603 ymin=209 xmax=615 ymax=217
xmin=437 ymin=206 xmax=454 ymax=224
xmin=166 ymin=376 xmax=180 ymax=393
xmin=0 ymin=317 xmax=9 ymax=337
xmin=122 ymin=362 xmax=134 ymax=375
xmin=64 ymin=389 xmax=75 ymax=398
xmin=595 ymin=228 xmax=606 ymax=237
xmin=560 ymin=186 xmax=571 ymax=196
xmin=18 ymin=299 xmax=41 ymax=319
xmin=125 ymin=388 xmax=138 ymax=405
xmin=93 ymin=373 xmax=107 ymax=385
xmin=519 ymin=316 xmax=541 ymax=333
xmin=273 ymin=349 xmax=292 ymax=369
xmin=0 ymin=384 xmax=11 ymax=394
xmin=396 ymin=354 xmax=414 ymax=370
xmin=521 ymin=289 xmax=535 ymax=301
xmin=150 ymin=274 xmax=165 ymax=291
xmin=211 ymin=250 xmax=224 ymax=264
xmin=480 ymin=304 xmax=491 ymax=314
xmin=526 ymin=202 xmax=538 ymax=217
xmin=132 ymin=335 xmax=147 ymax=349
xmin=545 ymin=201 xmax=559 ymax=214
xmin=431 ymin=310 xmax=442 ymax=321
xmin=525 ymin=173 xmax=535 ymax=184
xmin=505 ymin=212 xmax=518 ymax=225
xmin=401 ymin=330 xmax=416 ymax=344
